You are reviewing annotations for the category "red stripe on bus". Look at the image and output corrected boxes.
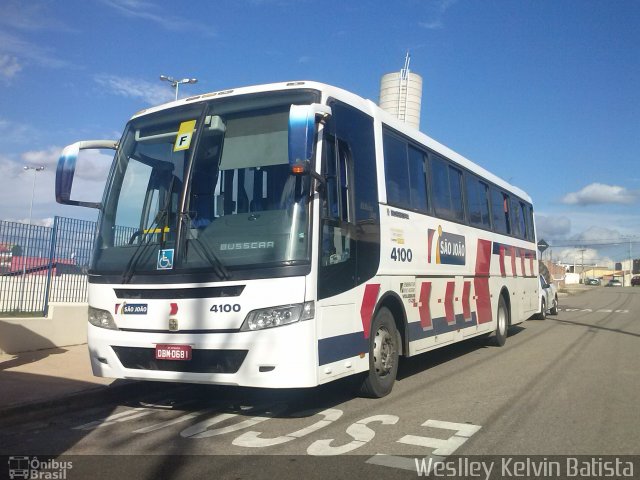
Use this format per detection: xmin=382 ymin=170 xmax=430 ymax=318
xmin=476 ymin=239 xmax=491 ymax=275
xmin=499 ymin=245 xmax=506 ymax=277
xmin=511 ymin=246 xmax=517 ymax=277
xmin=360 ymin=284 xmax=380 ymax=339
xmin=530 ymin=253 xmax=534 ymax=276
xmin=520 ymin=249 xmax=527 ymax=277
xmin=418 ymin=281 xmax=432 ymax=330
xmin=475 ymin=239 xmax=493 ymax=324
xmin=462 ymin=281 xmax=471 ymax=321
xmin=445 ymin=281 xmax=455 ymax=324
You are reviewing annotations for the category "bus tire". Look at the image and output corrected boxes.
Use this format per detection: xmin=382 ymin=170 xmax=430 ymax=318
xmin=491 ymin=295 xmax=509 ymax=347
xmin=359 ymin=307 xmax=399 ymax=398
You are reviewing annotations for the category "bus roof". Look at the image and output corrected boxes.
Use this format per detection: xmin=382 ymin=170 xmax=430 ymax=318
xmin=130 ymin=80 xmax=532 ymax=203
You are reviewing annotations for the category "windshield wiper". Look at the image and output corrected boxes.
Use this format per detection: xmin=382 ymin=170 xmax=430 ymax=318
xmin=185 ymin=215 xmax=231 ymax=280
xmin=121 ymin=178 xmax=175 ymax=284
xmin=120 ymin=209 xmax=166 ymax=284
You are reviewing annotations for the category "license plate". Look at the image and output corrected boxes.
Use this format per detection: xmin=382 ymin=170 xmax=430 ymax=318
xmin=155 ymin=344 xmax=192 ymax=361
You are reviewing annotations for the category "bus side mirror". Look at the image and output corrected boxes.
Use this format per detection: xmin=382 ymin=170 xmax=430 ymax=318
xmin=56 ymin=140 xmax=117 ymax=209
xmin=288 ymin=104 xmax=331 ymax=183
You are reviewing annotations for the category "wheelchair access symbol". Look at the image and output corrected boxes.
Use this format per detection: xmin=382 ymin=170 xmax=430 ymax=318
xmin=157 ymin=249 xmax=174 ymax=270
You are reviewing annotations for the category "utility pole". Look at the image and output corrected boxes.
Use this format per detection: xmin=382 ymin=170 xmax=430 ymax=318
xmin=629 ymin=238 xmax=632 ymax=286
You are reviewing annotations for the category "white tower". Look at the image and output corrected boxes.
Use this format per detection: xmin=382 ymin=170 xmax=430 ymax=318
xmin=379 ymin=53 xmax=423 ymax=130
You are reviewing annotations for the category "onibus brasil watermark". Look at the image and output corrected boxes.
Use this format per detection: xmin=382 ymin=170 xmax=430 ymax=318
xmin=7 ymin=456 xmax=72 ymax=480
xmin=415 ymin=456 xmax=635 ymax=479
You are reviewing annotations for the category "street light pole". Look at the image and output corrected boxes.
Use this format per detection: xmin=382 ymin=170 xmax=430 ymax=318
xmin=25 ymin=166 xmax=44 ymax=227
xmin=20 ymin=165 xmax=45 ymax=311
xmin=159 ymin=75 xmax=198 ymax=100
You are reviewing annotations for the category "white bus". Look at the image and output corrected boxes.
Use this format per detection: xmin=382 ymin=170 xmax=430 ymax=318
xmin=56 ymin=81 xmax=538 ymax=397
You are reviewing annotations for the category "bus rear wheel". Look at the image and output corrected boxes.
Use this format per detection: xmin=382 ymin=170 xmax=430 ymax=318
xmin=491 ymin=295 xmax=509 ymax=347
xmin=359 ymin=307 xmax=399 ymax=398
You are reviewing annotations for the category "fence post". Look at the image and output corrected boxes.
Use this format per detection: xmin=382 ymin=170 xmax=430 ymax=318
xmin=43 ymin=216 xmax=59 ymax=318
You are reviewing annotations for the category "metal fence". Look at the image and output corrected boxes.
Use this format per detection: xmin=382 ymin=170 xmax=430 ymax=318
xmin=0 ymin=216 xmax=96 ymax=316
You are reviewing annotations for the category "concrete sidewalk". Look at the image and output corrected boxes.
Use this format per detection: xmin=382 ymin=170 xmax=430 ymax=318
xmin=0 ymin=344 xmax=118 ymax=416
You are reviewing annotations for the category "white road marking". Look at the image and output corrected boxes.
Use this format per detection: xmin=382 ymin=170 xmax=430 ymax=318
xmin=133 ymin=407 xmax=218 ymax=434
xmin=180 ymin=405 xmax=286 ymax=439
xmin=307 ymin=414 xmax=399 ymax=456
xmin=558 ymin=308 xmax=629 ymax=314
xmin=233 ymin=408 xmax=343 ymax=448
xmin=73 ymin=408 xmax=154 ymax=431
xmin=366 ymin=419 xmax=481 ymax=470
xmin=367 ymin=453 xmax=446 ymax=472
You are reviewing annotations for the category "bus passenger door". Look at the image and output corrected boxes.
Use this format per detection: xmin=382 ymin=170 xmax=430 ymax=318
xmin=318 ymin=136 xmax=357 ymax=300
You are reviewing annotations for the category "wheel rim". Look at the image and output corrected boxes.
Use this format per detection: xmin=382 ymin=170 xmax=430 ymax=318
xmin=373 ymin=326 xmax=396 ymax=377
xmin=498 ymin=303 xmax=507 ymax=334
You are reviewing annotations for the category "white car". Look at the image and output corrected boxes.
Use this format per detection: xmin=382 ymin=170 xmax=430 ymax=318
xmin=537 ymin=275 xmax=558 ymax=319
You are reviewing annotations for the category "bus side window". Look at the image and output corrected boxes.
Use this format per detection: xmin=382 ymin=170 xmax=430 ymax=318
xmin=491 ymin=188 xmax=511 ymax=235
xmin=526 ymin=204 xmax=535 ymax=242
xmin=431 ymin=154 xmax=464 ymax=222
xmin=503 ymin=193 xmax=512 ymax=234
xmin=467 ymin=174 xmax=491 ymax=229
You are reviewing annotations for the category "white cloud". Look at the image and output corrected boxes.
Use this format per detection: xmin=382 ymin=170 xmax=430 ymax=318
xmin=0 ymin=31 xmax=68 ymax=72
xmin=0 ymin=154 xmax=25 ymax=178
xmin=0 ymin=117 xmax=33 ymax=146
xmin=0 ymin=54 xmax=22 ymax=80
xmin=561 ymin=183 xmax=637 ymax=206
xmin=0 ymin=2 xmax=71 ymax=81
xmin=419 ymin=20 xmax=443 ymax=30
xmin=419 ymin=0 xmax=457 ymax=29
xmin=570 ymin=226 xmax=624 ymax=244
xmin=101 ymin=0 xmax=214 ymax=36
xmin=94 ymin=74 xmax=174 ymax=105
xmin=21 ymin=145 xmax=61 ymax=170
xmin=535 ymin=214 xmax=571 ymax=239
xmin=556 ymin=247 xmax=612 ymax=268
xmin=0 ymin=0 xmax=70 ymax=32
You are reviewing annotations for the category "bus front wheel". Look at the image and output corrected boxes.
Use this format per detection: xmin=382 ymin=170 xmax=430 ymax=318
xmin=359 ymin=307 xmax=400 ymax=398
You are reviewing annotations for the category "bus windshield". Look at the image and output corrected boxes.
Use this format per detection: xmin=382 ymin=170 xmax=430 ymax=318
xmin=93 ymin=91 xmax=317 ymax=277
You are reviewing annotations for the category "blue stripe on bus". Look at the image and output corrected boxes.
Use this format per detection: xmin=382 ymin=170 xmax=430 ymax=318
xmin=407 ymin=312 xmax=478 ymax=342
xmin=318 ymin=332 xmax=368 ymax=366
xmin=318 ymin=312 xmax=478 ymax=366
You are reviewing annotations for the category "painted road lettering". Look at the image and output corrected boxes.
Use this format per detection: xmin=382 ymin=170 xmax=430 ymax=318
xmin=73 ymin=408 xmax=155 ymax=431
xmin=180 ymin=404 xmax=286 ymax=439
xmin=307 ymin=415 xmax=399 ymax=456
xmin=233 ymin=408 xmax=342 ymax=448
xmin=73 ymin=407 xmax=481 ymax=469
xmin=367 ymin=419 xmax=481 ymax=471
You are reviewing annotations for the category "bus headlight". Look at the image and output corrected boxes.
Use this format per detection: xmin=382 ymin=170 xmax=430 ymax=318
xmin=88 ymin=306 xmax=118 ymax=330
xmin=241 ymin=301 xmax=314 ymax=331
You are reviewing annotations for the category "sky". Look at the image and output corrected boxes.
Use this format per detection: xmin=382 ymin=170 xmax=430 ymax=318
xmin=0 ymin=0 xmax=638 ymax=267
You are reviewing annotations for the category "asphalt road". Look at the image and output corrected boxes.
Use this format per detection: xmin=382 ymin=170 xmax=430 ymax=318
xmin=1 ymin=286 xmax=639 ymax=479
